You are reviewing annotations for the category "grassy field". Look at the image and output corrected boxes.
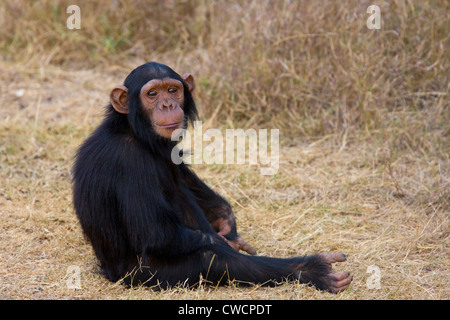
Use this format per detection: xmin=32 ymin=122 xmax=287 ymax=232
xmin=0 ymin=1 xmax=448 ymax=300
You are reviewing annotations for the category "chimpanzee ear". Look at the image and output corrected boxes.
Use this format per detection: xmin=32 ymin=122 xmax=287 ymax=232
xmin=181 ymin=73 xmax=195 ymax=93
xmin=110 ymin=85 xmax=129 ymax=114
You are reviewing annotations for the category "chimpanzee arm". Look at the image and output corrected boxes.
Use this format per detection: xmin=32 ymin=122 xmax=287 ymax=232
xmin=117 ymin=183 xmax=220 ymax=258
xmin=179 ymin=164 xmax=237 ymax=235
xmin=179 ymin=164 xmax=257 ymax=255
xmin=113 ymin=155 xmax=221 ymax=258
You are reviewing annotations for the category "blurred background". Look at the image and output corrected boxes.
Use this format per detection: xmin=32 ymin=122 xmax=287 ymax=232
xmin=1 ymin=0 xmax=447 ymax=136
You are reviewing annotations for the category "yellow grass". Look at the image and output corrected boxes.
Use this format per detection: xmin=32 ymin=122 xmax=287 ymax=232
xmin=0 ymin=0 xmax=448 ymax=299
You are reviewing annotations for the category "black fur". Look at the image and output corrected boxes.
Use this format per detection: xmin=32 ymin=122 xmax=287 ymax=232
xmin=72 ymin=62 xmax=336 ymax=290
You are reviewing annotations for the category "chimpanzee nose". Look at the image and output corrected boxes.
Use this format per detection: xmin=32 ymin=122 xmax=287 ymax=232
xmin=161 ymin=100 xmax=175 ymax=111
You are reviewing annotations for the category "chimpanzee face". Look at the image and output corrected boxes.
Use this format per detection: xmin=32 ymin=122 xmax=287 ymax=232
xmin=110 ymin=67 xmax=195 ymax=139
xmin=138 ymin=77 xmax=185 ymax=138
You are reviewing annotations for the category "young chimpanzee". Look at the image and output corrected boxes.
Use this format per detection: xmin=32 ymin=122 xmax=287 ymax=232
xmin=72 ymin=62 xmax=352 ymax=293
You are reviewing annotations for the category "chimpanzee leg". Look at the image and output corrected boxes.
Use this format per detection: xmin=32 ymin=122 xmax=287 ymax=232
xmin=120 ymin=241 xmax=350 ymax=292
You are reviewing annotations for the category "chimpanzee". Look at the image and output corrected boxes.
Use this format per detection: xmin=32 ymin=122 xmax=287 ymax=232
xmin=72 ymin=62 xmax=352 ymax=293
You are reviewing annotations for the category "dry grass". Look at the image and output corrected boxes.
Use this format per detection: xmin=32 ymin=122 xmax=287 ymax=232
xmin=0 ymin=0 xmax=448 ymax=300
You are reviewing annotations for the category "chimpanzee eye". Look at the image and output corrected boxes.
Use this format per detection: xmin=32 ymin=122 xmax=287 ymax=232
xmin=148 ymin=90 xmax=157 ymax=97
xmin=168 ymin=87 xmax=177 ymax=94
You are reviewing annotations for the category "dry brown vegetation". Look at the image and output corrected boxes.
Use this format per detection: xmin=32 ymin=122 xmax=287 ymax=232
xmin=0 ymin=0 xmax=448 ymax=300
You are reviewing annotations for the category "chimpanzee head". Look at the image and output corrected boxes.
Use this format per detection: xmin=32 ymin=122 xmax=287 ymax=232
xmin=109 ymin=62 xmax=197 ymax=140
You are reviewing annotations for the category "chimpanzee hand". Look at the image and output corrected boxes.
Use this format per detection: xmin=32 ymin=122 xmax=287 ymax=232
xmin=212 ymin=217 xmax=257 ymax=255
xmin=297 ymin=253 xmax=353 ymax=293
xmin=221 ymin=234 xmax=257 ymax=256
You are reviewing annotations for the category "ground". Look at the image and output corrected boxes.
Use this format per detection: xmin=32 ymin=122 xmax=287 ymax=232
xmin=0 ymin=62 xmax=447 ymax=300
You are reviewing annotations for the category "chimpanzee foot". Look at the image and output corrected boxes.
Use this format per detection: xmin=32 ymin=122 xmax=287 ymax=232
xmin=318 ymin=253 xmax=353 ymax=293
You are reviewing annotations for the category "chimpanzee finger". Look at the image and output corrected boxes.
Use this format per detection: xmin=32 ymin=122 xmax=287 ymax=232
xmin=320 ymin=253 xmax=347 ymax=264
xmin=332 ymin=275 xmax=353 ymax=293
xmin=332 ymin=271 xmax=351 ymax=281
xmin=238 ymin=238 xmax=257 ymax=255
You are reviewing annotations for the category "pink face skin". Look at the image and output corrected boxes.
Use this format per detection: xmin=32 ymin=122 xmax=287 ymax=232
xmin=110 ymin=73 xmax=195 ymax=139
xmin=109 ymin=73 xmax=195 ymax=139
xmin=139 ymin=78 xmax=185 ymax=139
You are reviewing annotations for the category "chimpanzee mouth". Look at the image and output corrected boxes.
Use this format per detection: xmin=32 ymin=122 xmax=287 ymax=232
xmin=157 ymin=122 xmax=181 ymax=129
